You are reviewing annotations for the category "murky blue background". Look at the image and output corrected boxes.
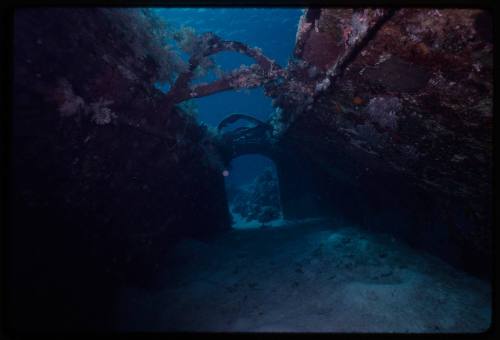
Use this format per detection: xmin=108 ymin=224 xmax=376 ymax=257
xmin=154 ymin=8 xmax=303 ymax=185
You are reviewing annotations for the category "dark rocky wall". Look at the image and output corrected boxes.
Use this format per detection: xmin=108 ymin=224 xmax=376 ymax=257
xmin=8 ymin=9 xmax=230 ymax=331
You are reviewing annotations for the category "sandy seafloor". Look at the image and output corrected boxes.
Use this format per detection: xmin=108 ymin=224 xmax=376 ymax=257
xmin=114 ymin=217 xmax=491 ymax=333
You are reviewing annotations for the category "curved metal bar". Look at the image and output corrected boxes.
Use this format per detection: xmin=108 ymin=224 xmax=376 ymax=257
xmin=163 ymin=33 xmax=285 ymax=107
xmin=216 ymin=113 xmax=270 ymax=133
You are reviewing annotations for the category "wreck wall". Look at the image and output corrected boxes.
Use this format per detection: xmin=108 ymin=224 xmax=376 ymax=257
xmin=275 ymin=152 xmax=327 ymax=219
xmin=8 ymin=9 xmax=231 ymax=331
xmin=279 ymin=8 xmax=492 ymax=278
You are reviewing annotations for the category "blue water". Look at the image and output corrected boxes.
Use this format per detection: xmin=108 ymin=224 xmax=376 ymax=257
xmin=154 ymin=8 xmax=303 ymax=185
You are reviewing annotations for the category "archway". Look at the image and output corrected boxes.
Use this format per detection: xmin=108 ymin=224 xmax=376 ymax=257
xmin=214 ymin=115 xmax=327 ymax=222
xmin=223 ymin=154 xmax=283 ymax=229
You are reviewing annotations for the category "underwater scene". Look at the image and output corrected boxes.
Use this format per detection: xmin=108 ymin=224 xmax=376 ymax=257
xmin=7 ymin=7 xmax=493 ymax=333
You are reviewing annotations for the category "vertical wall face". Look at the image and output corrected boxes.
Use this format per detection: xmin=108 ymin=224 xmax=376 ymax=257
xmin=275 ymin=127 xmax=491 ymax=278
xmin=268 ymin=7 xmax=492 ymax=278
xmin=275 ymin=152 xmax=328 ymax=220
xmin=8 ymin=9 xmax=231 ymax=331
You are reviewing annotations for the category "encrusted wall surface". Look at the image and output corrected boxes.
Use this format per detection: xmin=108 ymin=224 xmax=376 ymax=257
xmin=9 ymin=9 xmax=231 ymax=330
xmin=278 ymin=8 xmax=492 ymax=276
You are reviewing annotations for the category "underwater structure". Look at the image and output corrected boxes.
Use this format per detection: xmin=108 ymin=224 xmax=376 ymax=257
xmin=7 ymin=8 xmax=492 ymax=331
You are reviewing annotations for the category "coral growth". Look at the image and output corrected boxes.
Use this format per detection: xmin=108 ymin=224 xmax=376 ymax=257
xmin=366 ymin=96 xmax=402 ymax=130
xmin=230 ymin=168 xmax=281 ymax=224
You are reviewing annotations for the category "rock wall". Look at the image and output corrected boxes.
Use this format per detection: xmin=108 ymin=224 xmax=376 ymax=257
xmin=8 ymin=9 xmax=230 ymax=330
